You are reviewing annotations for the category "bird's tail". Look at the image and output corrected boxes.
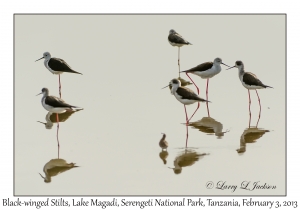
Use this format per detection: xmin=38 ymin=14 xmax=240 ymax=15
xmin=70 ymin=106 xmax=84 ymax=111
xmin=200 ymin=99 xmax=211 ymax=103
xmin=70 ymin=70 xmax=83 ymax=75
xmin=180 ymin=69 xmax=190 ymax=73
xmin=264 ymin=85 xmax=273 ymax=89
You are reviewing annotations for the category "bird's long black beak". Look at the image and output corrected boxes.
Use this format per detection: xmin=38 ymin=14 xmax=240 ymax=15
xmin=36 ymin=92 xmax=42 ymax=96
xmin=35 ymin=57 xmax=44 ymax=62
xmin=226 ymin=66 xmax=236 ymax=70
xmin=37 ymin=121 xmax=46 ymax=125
xmin=221 ymin=63 xmax=231 ymax=68
xmin=162 ymin=84 xmax=170 ymax=89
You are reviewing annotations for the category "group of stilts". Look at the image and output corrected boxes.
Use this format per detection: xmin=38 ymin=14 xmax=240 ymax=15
xmin=160 ymin=29 xmax=273 ymax=149
xmin=35 ymin=52 xmax=83 ymax=156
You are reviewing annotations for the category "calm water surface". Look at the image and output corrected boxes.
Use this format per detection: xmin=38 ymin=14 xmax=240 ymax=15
xmin=15 ymin=15 xmax=285 ymax=195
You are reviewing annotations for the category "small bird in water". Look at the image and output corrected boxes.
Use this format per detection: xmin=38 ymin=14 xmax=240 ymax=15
xmin=159 ymin=133 xmax=168 ymax=151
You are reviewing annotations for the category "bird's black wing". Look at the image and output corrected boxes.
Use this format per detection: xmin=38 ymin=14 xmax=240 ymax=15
xmin=176 ymin=87 xmax=207 ymax=102
xmin=45 ymin=96 xmax=73 ymax=108
xmin=168 ymin=33 xmax=190 ymax=45
xmin=182 ymin=62 xmax=213 ymax=73
xmin=49 ymin=58 xmax=82 ymax=74
xmin=243 ymin=72 xmax=267 ymax=87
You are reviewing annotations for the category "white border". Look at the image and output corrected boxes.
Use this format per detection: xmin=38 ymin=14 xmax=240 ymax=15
xmin=1 ymin=0 xmax=298 ymax=209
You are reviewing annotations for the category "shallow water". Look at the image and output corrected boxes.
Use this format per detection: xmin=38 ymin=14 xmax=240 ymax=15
xmin=15 ymin=14 xmax=285 ymax=195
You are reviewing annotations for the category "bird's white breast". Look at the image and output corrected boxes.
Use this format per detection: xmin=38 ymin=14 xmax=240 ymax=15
xmin=192 ymin=65 xmax=221 ymax=79
xmin=41 ymin=98 xmax=67 ymax=113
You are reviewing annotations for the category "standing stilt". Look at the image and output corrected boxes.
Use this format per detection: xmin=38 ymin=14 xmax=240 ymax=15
xmin=163 ymin=78 xmax=208 ymax=126
xmin=255 ymin=90 xmax=261 ymax=127
xmin=248 ymin=90 xmax=251 ymax=128
xmin=58 ymin=75 xmax=62 ymax=98
xmin=226 ymin=60 xmax=273 ymax=127
xmin=168 ymin=29 xmax=192 ymax=77
xmin=180 ymin=58 xmax=228 ymax=95
xmin=56 ymin=113 xmax=60 ymax=158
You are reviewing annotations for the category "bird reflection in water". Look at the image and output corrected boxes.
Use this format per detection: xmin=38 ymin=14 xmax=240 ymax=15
xmin=37 ymin=110 xmax=81 ymax=129
xmin=37 ymin=110 xmax=81 ymax=158
xmin=188 ymin=117 xmax=229 ymax=139
xmin=159 ymin=151 xmax=169 ymax=165
xmin=236 ymin=127 xmax=270 ymax=154
xmin=178 ymin=77 xmax=192 ymax=87
xmin=39 ymin=159 xmax=79 ymax=183
xmin=169 ymin=149 xmax=208 ymax=174
xmin=159 ymin=133 xmax=169 ymax=164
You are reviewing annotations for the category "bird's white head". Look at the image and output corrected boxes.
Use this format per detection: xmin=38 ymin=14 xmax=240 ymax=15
xmin=213 ymin=57 xmax=222 ymax=65
xmin=36 ymin=87 xmax=49 ymax=97
xmin=169 ymin=78 xmax=181 ymax=94
xmin=43 ymin=52 xmax=51 ymax=60
xmin=169 ymin=78 xmax=181 ymax=88
xmin=35 ymin=52 xmax=51 ymax=62
xmin=214 ymin=57 xmax=231 ymax=68
xmin=162 ymin=78 xmax=181 ymax=95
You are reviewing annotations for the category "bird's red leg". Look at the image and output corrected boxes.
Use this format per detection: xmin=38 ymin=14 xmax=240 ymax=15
xmin=185 ymin=123 xmax=189 ymax=148
xmin=56 ymin=113 xmax=60 ymax=158
xmin=255 ymin=89 xmax=261 ymax=127
xmin=188 ymin=102 xmax=200 ymax=122
xmin=59 ymin=75 xmax=62 ymax=98
xmin=248 ymin=90 xmax=251 ymax=127
xmin=185 ymin=73 xmax=200 ymax=95
xmin=206 ymin=79 xmax=210 ymax=117
xmin=184 ymin=105 xmax=189 ymax=147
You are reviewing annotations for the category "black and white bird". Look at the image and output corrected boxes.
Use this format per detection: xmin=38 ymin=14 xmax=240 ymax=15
xmin=168 ymin=29 xmax=192 ymax=76
xmin=163 ymin=78 xmax=209 ymax=124
xmin=36 ymin=52 xmax=82 ymax=98
xmin=227 ymin=60 xmax=273 ymax=127
xmin=37 ymin=88 xmax=82 ymax=114
xmin=181 ymin=58 xmax=230 ymax=98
